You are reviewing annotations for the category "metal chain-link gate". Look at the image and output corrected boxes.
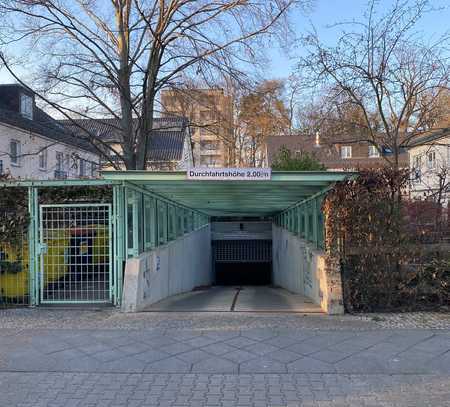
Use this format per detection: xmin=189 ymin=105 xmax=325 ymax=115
xmin=39 ymin=204 xmax=112 ymax=304
xmin=213 ymin=240 xmax=272 ymax=263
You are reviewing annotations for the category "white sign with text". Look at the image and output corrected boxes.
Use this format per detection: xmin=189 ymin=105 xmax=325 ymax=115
xmin=187 ymin=168 xmax=272 ymax=181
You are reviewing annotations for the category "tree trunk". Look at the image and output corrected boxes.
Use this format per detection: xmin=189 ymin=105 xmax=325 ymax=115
xmin=115 ymin=0 xmax=135 ymax=170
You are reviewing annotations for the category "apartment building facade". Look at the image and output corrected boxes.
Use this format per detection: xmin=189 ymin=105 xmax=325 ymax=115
xmin=408 ymin=128 xmax=450 ymax=203
xmin=265 ymin=134 xmax=409 ymax=170
xmin=161 ymin=88 xmax=233 ymax=167
xmin=0 ymin=84 xmax=99 ymax=179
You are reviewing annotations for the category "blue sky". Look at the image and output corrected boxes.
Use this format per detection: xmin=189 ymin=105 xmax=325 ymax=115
xmin=265 ymin=0 xmax=450 ymax=79
xmin=1 ymin=0 xmax=448 ymax=84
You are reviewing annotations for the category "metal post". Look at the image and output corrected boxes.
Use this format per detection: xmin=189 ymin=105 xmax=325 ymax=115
xmin=132 ymin=191 xmax=140 ymax=255
xmin=163 ymin=203 xmax=168 ymax=243
xmin=28 ymin=187 xmax=39 ymax=306
xmin=306 ymin=204 xmax=309 ymax=241
xmin=125 ymin=188 xmax=140 ymax=258
xmin=152 ymin=197 xmax=157 ymax=247
xmin=317 ymin=193 xmax=325 ymax=249
xmin=114 ymin=184 xmax=126 ymax=306
xmin=313 ymin=197 xmax=318 ymax=248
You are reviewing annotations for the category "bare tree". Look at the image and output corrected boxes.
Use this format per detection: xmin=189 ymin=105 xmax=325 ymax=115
xmin=285 ymin=74 xmax=302 ymax=134
xmin=297 ymin=0 xmax=450 ymax=170
xmin=238 ymin=79 xmax=291 ymax=167
xmin=0 ymin=0 xmax=304 ymax=170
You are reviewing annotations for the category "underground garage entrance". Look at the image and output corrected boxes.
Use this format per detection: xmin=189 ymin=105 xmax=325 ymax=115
xmin=212 ymin=220 xmax=272 ymax=286
xmin=1 ymin=169 xmax=349 ymax=313
xmin=103 ymin=169 xmax=350 ymax=315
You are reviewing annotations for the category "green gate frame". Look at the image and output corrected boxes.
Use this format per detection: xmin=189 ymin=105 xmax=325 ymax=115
xmin=13 ymin=180 xmax=121 ymax=306
xmin=38 ymin=203 xmax=113 ymax=304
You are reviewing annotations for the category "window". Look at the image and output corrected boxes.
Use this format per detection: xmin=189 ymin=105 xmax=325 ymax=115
xmin=20 ymin=94 xmax=33 ymax=120
xmin=200 ymin=141 xmax=220 ymax=150
xmin=413 ymin=154 xmax=422 ymax=169
xmin=65 ymin=154 xmax=71 ymax=169
xmin=200 ymin=155 xmax=218 ymax=167
xmin=79 ymin=159 xmax=86 ymax=177
xmin=368 ymin=145 xmax=380 ymax=158
xmin=413 ymin=155 xmax=422 ymax=183
xmin=0 ymin=160 xmax=3 ymax=175
xmin=38 ymin=148 xmax=48 ymax=170
xmin=56 ymin=152 xmax=64 ymax=171
xmin=91 ymin=162 xmax=97 ymax=177
xmin=427 ymin=151 xmax=436 ymax=169
xmin=10 ymin=140 xmax=21 ymax=166
xmin=54 ymin=151 xmax=66 ymax=178
xmin=340 ymin=146 xmax=352 ymax=159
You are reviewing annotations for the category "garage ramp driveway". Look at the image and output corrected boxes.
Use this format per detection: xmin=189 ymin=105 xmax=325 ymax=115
xmin=145 ymin=286 xmax=323 ymax=313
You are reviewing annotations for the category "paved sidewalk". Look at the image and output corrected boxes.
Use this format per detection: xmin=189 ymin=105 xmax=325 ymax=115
xmin=0 ymin=318 xmax=450 ymax=406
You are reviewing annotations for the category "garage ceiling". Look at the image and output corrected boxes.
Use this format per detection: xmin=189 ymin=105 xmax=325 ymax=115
xmin=102 ymin=171 xmax=351 ymax=217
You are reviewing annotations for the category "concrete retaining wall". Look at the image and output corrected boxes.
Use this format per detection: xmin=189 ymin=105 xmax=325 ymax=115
xmin=122 ymin=225 xmax=212 ymax=312
xmin=272 ymin=225 xmax=344 ymax=314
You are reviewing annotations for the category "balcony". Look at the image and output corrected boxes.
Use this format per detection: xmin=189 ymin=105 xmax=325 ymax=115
xmin=199 ymin=133 xmax=220 ymax=141
xmin=54 ymin=170 xmax=68 ymax=179
xmin=200 ymin=149 xmax=222 ymax=156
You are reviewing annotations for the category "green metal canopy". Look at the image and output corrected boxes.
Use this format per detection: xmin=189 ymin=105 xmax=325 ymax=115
xmin=102 ymin=171 xmax=351 ymax=217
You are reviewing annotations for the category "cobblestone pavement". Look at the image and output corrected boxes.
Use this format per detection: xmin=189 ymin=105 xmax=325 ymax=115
xmin=1 ymin=309 xmax=450 ymax=406
xmin=2 ymin=372 xmax=449 ymax=407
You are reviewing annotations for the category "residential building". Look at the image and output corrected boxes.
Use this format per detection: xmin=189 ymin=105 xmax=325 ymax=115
xmin=61 ymin=117 xmax=193 ymax=171
xmin=161 ymin=88 xmax=233 ymax=167
xmin=0 ymin=84 xmax=99 ymax=179
xmin=265 ymin=134 xmax=409 ymax=170
xmin=408 ymin=127 xmax=450 ymax=203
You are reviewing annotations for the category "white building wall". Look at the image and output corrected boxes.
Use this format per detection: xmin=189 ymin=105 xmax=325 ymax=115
xmin=176 ymin=132 xmax=194 ymax=170
xmin=409 ymin=136 xmax=450 ymax=202
xmin=0 ymin=122 xmax=99 ymax=179
xmin=101 ymin=138 xmax=193 ymax=171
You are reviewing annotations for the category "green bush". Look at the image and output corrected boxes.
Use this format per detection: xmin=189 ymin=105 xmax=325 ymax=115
xmin=271 ymin=146 xmax=326 ymax=171
xmin=325 ymin=169 xmax=450 ymax=312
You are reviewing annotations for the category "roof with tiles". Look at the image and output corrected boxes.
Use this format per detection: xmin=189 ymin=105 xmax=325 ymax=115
xmin=59 ymin=116 xmax=189 ymax=162
xmin=407 ymin=127 xmax=450 ymax=148
xmin=0 ymin=84 xmax=97 ymax=154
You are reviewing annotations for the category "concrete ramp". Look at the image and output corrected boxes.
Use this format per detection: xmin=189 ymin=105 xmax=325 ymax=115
xmin=145 ymin=286 xmax=236 ymax=312
xmin=144 ymin=286 xmax=323 ymax=313
xmin=234 ymin=286 xmax=322 ymax=313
